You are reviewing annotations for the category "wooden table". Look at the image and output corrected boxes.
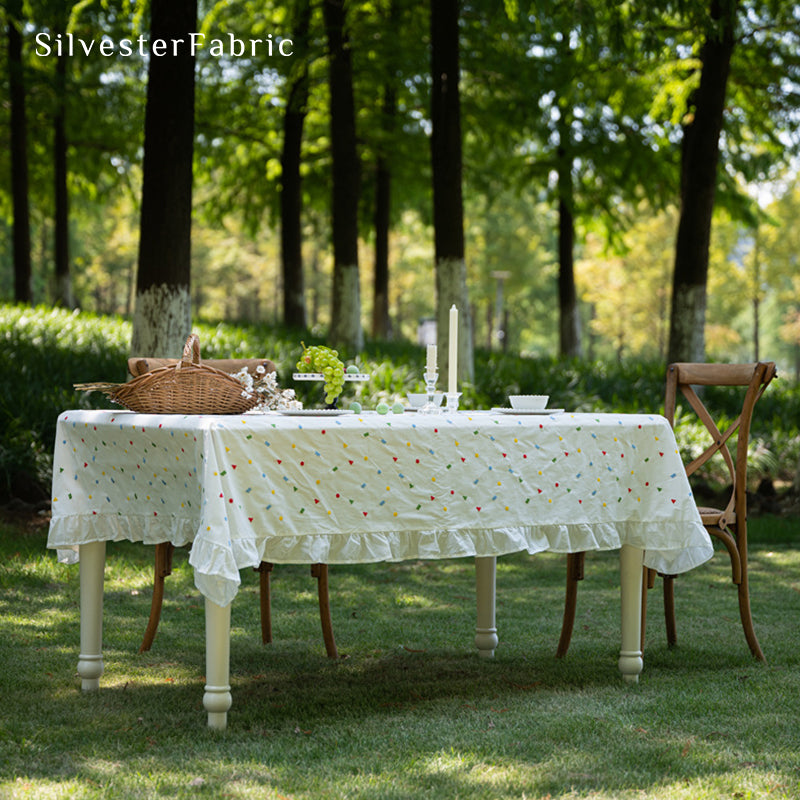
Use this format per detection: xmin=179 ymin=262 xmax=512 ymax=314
xmin=48 ymin=408 xmax=712 ymax=729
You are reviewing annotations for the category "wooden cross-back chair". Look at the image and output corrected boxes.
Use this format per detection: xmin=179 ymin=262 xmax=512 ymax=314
xmin=128 ymin=355 xmax=338 ymax=659
xmin=556 ymin=361 xmax=777 ymax=662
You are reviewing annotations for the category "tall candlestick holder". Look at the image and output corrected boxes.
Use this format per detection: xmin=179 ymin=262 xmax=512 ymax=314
xmin=419 ymin=372 xmax=441 ymax=415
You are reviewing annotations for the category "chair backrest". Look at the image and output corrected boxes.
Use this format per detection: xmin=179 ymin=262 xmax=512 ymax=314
xmin=128 ymin=356 xmax=276 ymax=378
xmin=664 ymin=362 xmax=777 ymax=523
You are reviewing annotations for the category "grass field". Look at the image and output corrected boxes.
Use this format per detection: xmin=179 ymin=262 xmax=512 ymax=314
xmin=1 ymin=510 xmax=798 ymax=799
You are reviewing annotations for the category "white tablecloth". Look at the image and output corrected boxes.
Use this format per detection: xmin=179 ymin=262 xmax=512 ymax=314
xmin=48 ymin=409 xmax=712 ymax=607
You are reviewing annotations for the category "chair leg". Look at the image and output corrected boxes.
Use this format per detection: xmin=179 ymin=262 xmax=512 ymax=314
xmin=662 ymin=574 xmax=678 ymax=647
xmin=139 ymin=542 xmax=175 ymax=653
xmin=311 ymin=563 xmax=338 ymax=659
xmin=556 ymin=552 xmax=585 ymax=658
xmin=256 ymin=562 xmax=274 ymax=645
xmin=731 ymin=523 xmax=766 ymax=662
xmin=660 ymin=563 xmax=765 ymax=661
xmin=641 ymin=566 xmax=656 ymax=651
xmin=737 ymin=572 xmax=766 ymax=662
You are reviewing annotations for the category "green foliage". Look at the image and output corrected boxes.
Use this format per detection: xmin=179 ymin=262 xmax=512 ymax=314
xmin=0 ymin=305 xmax=128 ymax=500
xmin=4 ymin=0 xmax=800 ymax=367
xmin=2 ymin=305 xmax=798 ymax=502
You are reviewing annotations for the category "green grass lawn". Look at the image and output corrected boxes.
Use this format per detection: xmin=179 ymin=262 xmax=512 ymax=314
xmin=1 ymin=513 xmax=799 ymax=799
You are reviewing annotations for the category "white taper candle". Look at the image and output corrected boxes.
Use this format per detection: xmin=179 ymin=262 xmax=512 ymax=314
xmin=448 ymin=305 xmax=458 ymax=394
xmin=426 ymin=344 xmax=437 ymax=375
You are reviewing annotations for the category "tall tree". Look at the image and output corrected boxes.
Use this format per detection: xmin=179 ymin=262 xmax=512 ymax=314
xmin=461 ymin=2 xmax=676 ymax=360
xmin=324 ymin=0 xmax=363 ymax=353
xmin=190 ymin=0 xmax=431 ymax=337
xmin=371 ymin=82 xmax=396 ymax=340
xmin=667 ymin=0 xmax=738 ymax=363
xmin=431 ymin=0 xmax=473 ymax=384
xmin=6 ymin=0 xmax=31 ymax=303
xmin=53 ymin=17 xmax=74 ymax=308
xmin=369 ymin=0 xmax=400 ymax=341
xmin=130 ymin=0 xmax=197 ymax=357
xmin=280 ymin=0 xmax=312 ymax=329
xmin=555 ymin=109 xmax=580 ymax=358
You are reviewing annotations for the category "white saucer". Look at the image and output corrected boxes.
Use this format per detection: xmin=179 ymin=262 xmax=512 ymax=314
xmin=491 ymin=408 xmax=565 ymax=415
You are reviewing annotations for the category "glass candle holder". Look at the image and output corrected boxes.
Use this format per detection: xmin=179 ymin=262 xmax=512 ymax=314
xmin=419 ymin=372 xmax=441 ymax=415
xmin=444 ymin=392 xmax=462 ymax=413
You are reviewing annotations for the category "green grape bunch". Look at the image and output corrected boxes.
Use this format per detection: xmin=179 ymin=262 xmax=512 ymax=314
xmin=296 ymin=343 xmax=346 ymax=404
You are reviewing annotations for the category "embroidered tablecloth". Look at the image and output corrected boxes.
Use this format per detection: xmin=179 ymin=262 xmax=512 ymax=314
xmin=48 ymin=409 xmax=712 ymax=607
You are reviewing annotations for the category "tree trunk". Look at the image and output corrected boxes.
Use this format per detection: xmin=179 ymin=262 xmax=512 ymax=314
xmin=7 ymin=2 xmax=32 ymax=304
xmin=556 ymin=126 xmax=581 ymax=358
xmin=324 ymin=0 xmax=363 ymax=354
xmin=280 ymin=0 xmax=311 ymax=330
xmin=431 ymin=0 xmax=473 ymax=384
xmin=372 ymin=84 xmax=395 ymax=340
xmin=667 ymin=0 xmax=738 ymax=364
xmin=53 ymin=48 xmax=74 ymax=308
xmin=131 ymin=0 xmax=197 ymax=358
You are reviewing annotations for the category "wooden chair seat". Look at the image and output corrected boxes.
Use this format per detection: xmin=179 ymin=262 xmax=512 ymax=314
xmin=556 ymin=361 xmax=776 ymax=662
xmin=697 ymin=506 xmax=727 ymax=520
xmin=131 ymin=355 xmax=338 ymax=659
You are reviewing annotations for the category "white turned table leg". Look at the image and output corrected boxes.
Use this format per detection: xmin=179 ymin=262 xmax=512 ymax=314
xmin=78 ymin=541 xmax=106 ymax=691
xmin=204 ymin=597 xmax=232 ymax=730
xmin=618 ymin=544 xmax=644 ymax=684
xmin=474 ymin=556 xmax=498 ymax=658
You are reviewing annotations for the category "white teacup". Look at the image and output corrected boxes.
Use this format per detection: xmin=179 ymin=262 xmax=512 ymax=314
xmin=509 ymin=394 xmax=549 ymax=410
xmin=407 ymin=392 xmax=443 ymax=408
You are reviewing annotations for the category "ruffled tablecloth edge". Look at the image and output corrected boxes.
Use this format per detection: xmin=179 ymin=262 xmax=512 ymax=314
xmin=188 ymin=520 xmax=714 ymax=607
xmin=47 ymin=514 xmax=713 ymax=608
xmin=47 ymin=514 xmax=197 ymax=564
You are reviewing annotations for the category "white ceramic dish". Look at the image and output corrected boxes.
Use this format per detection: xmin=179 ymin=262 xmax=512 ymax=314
xmin=508 ymin=394 xmax=549 ymax=410
xmin=407 ymin=392 xmax=443 ymax=408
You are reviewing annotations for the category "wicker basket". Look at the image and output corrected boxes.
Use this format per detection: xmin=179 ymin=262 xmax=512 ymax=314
xmin=75 ymin=333 xmax=259 ymax=415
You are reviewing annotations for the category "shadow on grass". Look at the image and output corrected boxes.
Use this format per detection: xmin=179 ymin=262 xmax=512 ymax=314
xmin=3 ymin=518 xmax=800 ymax=798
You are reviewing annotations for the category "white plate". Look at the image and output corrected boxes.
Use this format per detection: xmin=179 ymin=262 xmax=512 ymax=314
xmin=276 ymin=408 xmax=354 ymax=416
xmin=491 ymin=408 xmax=565 ymax=415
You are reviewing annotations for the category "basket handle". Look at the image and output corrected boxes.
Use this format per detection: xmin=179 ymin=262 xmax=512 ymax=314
xmin=178 ymin=334 xmax=201 ymax=370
